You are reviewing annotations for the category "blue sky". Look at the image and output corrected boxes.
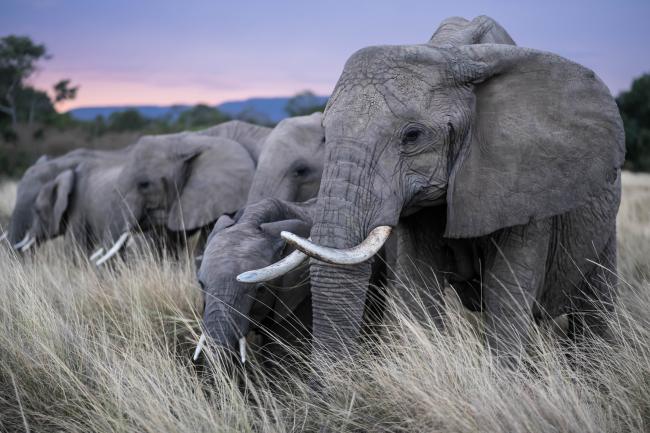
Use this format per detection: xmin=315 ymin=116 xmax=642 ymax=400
xmin=1 ymin=0 xmax=648 ymax=110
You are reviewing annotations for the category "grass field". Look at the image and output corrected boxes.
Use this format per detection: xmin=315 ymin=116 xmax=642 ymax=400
xmin=0 ymin=173 xmax=648 ymax=432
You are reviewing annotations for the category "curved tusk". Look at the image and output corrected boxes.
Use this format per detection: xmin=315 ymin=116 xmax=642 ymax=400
xmin=89 ymin=248 xmax=105 ymax=261
xmin=20 ymin=237 xmax=35 ymax=252
xmin=239 ymin=336 xmax=247 ymax=364
xmin=13 ymin=233 xmax=32 ymax=249
xmin=236 ymin=249 xmax=308 ymax=283
xmin=95 ymin=232 xmax=130 ymax=266
xmin=0 ymin=232 xmax=7 ymax=242
xmin=281 ymin=225 xmax=392 ymax=265
xmin=192 ymin=333 xmax=206 ymax=361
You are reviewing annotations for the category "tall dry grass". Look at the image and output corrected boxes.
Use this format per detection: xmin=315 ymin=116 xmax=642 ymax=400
xmin=0 ymin=174 xmax=648 ymax=432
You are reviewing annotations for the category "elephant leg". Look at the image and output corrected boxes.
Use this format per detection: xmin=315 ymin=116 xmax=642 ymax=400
xmin=568 ymin=229 xmax=617 ymax=342
xmin=482 ymin=219 xmax=551 ymax=366
xmin=393 ymin=206 xmax=449 ymax=328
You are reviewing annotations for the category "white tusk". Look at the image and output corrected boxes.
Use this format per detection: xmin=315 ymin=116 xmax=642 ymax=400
xmin=89 ymin=248 xmax=105 ymax=261
xmin=0 ymin=232 xmax=7 ymax=242
xmin=20 ymin=237 xmax=35 ymax=252
xmin=95 ymin=232 xmax=130 ymax=266
xmin=193 ymin=333 xmax=206 ymax=361
xmin=237 ymin=249 xmax=308 ymax=283
xmin=13 ymin=233 xmax=31 ymax=249
xmin=281 ymin=225 xmax=392 ymax=265
xmin=239 ymin=336 xmax=246 ymax=364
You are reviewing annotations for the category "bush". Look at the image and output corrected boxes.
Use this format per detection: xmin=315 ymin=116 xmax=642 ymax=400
xmin=618 ymin=73 xmax=650 ymax=172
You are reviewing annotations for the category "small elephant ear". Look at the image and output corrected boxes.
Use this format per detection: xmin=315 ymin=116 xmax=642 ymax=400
xmin=445 ymin=44 xmax=624 ymax=238
xmin=36 ymin=169 xmax=75 ymax=236
xmin=167 ymin=138 xmax=256 ymax=232
xmin=53 ymin=170 xmax=75 ymax=231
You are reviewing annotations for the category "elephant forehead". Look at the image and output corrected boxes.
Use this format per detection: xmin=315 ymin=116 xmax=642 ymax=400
xmin=327 ymin=46 xmax=451 ymax=128
xmin=325 ymin=79 xmax=439 ymax=137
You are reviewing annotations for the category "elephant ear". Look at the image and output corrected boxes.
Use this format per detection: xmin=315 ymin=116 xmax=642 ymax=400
xmin=429 ymin=15 xmax=515 ymax=47
xmin=167 ymin=138 xmax=256 ymax=232
xmin=444 ymin=44 xmax=625 ymax=239
xmin=36 ymin=169 xmax=75 ymax=236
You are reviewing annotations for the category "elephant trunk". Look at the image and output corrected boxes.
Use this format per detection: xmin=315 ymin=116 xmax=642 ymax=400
xmin=202 ymin=280 xmax=256 ymax=355
xmin=7 ymin=196 xmax=32 ymax=245
xmin=307 ymin=141 xmax=392 ymax=360
xmin=246 ymin=168 xmax=293 ymax=205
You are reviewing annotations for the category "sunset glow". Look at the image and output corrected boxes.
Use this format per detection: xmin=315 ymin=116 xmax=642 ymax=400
xmin=3 ymin=0 xmax=649 ymax=111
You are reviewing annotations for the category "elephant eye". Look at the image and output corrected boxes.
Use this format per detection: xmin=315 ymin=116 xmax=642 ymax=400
xmin=402 ymin=127 xmax=422 ymax=146
xmin=293 ymin=166 xmax=310 ymax=178
xmin=137 ymin=180 xmax=151 ymax=190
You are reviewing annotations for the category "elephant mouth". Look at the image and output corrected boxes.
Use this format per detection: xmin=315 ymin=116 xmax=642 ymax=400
xmin=140 ymin=208 xmax=167 ymax=228
xmin=401 ymin=188 xmax=447 ymax=217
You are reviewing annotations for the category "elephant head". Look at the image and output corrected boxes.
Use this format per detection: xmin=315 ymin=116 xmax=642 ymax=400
xmin=7 ymin=148 xmax=110 ymax=250
xmin=197 ymin=209 xmax=311 ymax=358
xmin=114 ymin=133 xmax=256 ymax=248
xmin=246 ymin=112 xmax=325 ymax=204
xmin=25 ymin=156 xmax=133 ymax=253
xmin=252 ymin=18 xmax=624 ymax=358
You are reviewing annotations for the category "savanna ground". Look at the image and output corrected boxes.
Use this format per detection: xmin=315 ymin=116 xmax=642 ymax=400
xmin=0 ymin=173 xmax=648 ymax=433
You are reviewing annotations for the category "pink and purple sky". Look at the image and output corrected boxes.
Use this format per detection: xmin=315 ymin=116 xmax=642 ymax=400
xmin=2 ymin=0 xmax=649 ymax=111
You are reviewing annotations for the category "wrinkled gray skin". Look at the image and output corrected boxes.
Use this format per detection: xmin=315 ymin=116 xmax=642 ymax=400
xmin=116 ymin=121 xmax=269 ymax=243
xmin=197 ymin=114 xmax=326 ymax=354
xmin=198 ymin=207 xmax=313 ymax=354
xmin=6 ymin=148 xmax=119 ymax=247
xmin=297 ymin=16 xmax=624 ymax=364
xmin=29 ymin=150 xmax=133 ymax=251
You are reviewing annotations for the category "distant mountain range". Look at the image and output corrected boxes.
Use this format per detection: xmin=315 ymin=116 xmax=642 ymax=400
xmin=67 ymin=95 xmax=329 ymax=124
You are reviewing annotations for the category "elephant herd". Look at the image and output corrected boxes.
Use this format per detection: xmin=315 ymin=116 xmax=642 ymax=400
xmin=3 ymin=16 xmax=625 ymax=371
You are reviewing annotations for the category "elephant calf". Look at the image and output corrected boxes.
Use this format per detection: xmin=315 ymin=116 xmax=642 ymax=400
xmin=195 ymin=204 xmax=313 ymax=362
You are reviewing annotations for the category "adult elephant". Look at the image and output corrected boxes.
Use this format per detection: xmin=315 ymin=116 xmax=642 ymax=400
xmin=26 ymin=151 xmax=133 ymax=254
xmin=91 ymin=134 xmax=256 ymax=262
xmin=90 ymin=120 xmax=271 ymax=263
xmin=246 ymin=16 xmax=625 ymax=364
xmin=5 ymin=148 xmax=126 ymax=251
